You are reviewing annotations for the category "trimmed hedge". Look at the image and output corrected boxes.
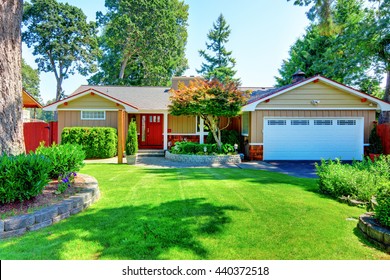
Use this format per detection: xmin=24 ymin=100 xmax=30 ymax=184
xmin=61 ymin=127 xmax=117 ymax=159
xmin=170 ymin=141 xmax=235 ymax=155
xmin=0 ymin=153 xmax=51 ymax=203
xmin=36 ymin=143 xmax=85 ymax=179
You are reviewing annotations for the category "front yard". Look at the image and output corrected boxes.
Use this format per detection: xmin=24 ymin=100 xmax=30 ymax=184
xmin=0 ymin=165 xmax=388 ymax=260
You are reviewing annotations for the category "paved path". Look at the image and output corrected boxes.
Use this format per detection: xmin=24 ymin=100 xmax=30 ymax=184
xmin=85 ymin=156 xmax=318 ymax=178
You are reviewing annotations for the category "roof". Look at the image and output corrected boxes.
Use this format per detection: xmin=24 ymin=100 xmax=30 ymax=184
xmin=243 ymin=75 xmax=390 ymax=112
xmin=23 ymin=89 xmax=42 ymax=108
xmin=45 ymin=85 xmax=171 ymax=112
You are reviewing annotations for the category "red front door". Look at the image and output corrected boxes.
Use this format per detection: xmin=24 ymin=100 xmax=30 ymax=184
xmin=139 ymin=114 xmax=163 ymax=149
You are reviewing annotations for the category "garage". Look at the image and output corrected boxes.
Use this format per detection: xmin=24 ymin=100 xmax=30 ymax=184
xmin=263 ymin=118 xmax=364 ymax=160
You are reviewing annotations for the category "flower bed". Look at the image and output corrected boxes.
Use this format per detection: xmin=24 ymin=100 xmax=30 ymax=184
xmin=165 ymin=151 xmax=241 ymax=164
xmin=0 ymin=174 xmax=99 ymax=239
xmin=358 ymin=213 xmax=390 ymax=253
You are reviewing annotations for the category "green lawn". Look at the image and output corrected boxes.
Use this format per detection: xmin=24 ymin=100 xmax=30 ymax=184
xmin=0 ymin=164 xmax=388 ymax=260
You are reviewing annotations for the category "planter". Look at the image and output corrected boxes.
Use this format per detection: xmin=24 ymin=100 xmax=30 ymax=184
xmin=358 ymin=212 xmax=390 ymax=253
xmin=126 ymin=154 xmax=137 ymax=165
xmin=165 ymin=151 xmax=241 ymax=164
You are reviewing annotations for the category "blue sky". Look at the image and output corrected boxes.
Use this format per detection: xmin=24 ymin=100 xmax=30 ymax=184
xmin=23 ymin=0 xmax=311 ymax=102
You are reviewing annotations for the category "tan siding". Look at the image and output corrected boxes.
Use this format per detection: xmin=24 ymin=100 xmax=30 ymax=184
xmin=249 ymin=110 xmax=376 ymax=144
xmin=58 ymin=110 xmax=118 ymax=143
xmin=256 ymin=81 xmax=372 ymax=109
xmin=168 ymin=115 xmax=196 ymax=133
xmin=58 ymin=94 xmax=125 ymax=109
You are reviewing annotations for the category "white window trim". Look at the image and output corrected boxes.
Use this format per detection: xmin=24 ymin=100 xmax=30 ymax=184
xmin=81 ymin=110 xmax=106 ymax=120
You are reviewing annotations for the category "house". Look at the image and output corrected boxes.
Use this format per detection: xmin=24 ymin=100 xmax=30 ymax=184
xmin=22 ymin=89 xmax=42 ymax=121
xmin=44 ymin=73 xmax=390 ymax=161
xmin=242 ymin=72 xmax=390 ymax=160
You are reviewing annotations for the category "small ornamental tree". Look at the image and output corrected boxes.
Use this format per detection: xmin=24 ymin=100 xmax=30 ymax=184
xmin=169 ymin=79 xmax=249 ymax=150
xmin=126 ymin=120 xmax=138 ymax=155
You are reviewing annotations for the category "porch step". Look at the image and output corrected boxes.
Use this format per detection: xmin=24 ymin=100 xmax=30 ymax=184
xmin=137 ymin=150 xmax=165 ymax=157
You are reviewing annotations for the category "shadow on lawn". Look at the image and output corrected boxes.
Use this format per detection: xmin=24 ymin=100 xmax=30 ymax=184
xmin=1 ymin=198 xmax=245 ymax=260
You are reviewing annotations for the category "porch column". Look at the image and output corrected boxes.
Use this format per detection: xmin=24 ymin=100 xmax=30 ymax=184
xmin=163 ymin=112 xmax=168 ymax=150
xmin=199 ymin=117 xmax=204 ymax=144
xmin=117 ymin=109 xmax=125 ymax=164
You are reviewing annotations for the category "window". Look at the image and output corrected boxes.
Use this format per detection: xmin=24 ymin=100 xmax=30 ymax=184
xmin=314 ymin=120 xmax=333 ymax=126
xmin=242 ymin=112 xmax=249 ymax=136
xmin=196 ymin=116 xmax=210 ymax=133
xmin=268 ymin=120 xmax=286 ymax=126
xmin=291 ymin=120 xmax=309 ymax=126
xmin=337 ymin=120 xmax=356 ymax=126
xmin=81 ymin=111 xmax=105 ymax=120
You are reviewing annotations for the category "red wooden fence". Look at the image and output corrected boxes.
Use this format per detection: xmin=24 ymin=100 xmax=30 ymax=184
xmin=377 ymin=123 xmax=390 ymax=155
xmin=23 ymin=121 xmax=58 ymax=153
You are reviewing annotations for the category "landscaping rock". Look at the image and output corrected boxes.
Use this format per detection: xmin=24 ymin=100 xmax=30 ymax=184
xmin=383 ymin=231 xmax=390 ymax=246
xmin=70 ymin=196 xmax=84 ymax=209
xmin=4 ymin=214 xmax=35 ymax=231
xmin=27 ymin=220 xmax=52 ymax=231
xmin=76 ymin=192 xmax=92 ymax=202
xmin=57 ymin=200 xmax=73 ymax=214
xmin=34 ymin=206 xmax=58 ymax=223
xmin=52 ymin=212 xmax=70 ymax=223
xmin=0 ymin=220 xmax=4 ymax=232
xmin=71 ymin=206 xmax=83 ymax=215
xmin=0 ymin=228 xmax=26 ymax=239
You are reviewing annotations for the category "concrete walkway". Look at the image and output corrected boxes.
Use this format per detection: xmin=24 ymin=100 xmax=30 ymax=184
xmin=84 ymin=156 xmax=318 ymax=178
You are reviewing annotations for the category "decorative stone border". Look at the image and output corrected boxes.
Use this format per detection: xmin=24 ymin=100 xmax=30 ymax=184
xmin=0 ymin=174 xmax=99 ymax=240
xmin=358 ymin=212 xmax=390 ymax=253
xmin=165 ymin=151 xmax=241 ymax=164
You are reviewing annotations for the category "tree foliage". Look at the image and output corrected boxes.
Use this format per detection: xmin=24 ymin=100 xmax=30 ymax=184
xmin=89 ymin=0 xmax=189 ymax=86
xmin=197 ymin=14 xmax=238 ymax=83
xmin=279 ymin=0 xmax=383 ymax=96
xmin=169 ymin=79 xmax=249 ymax=149
xmin=22 ymin=0 xmax=99 ymax=101
xmin=287 ymin=0 xmax=390 ymax=122
xmin=22 ymin=58 xmax=40 ymax=100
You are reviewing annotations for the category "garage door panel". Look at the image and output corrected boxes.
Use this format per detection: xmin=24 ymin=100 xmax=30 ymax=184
xmin=263 ymin=118 xmax=363 ymax=160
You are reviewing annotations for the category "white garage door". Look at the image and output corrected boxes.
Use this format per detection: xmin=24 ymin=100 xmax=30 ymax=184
xmin=263 ymin=118 xmax=364 ymax=160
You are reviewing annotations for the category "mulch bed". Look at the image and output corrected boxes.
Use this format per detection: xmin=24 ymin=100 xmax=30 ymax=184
xmin=0 ymin=176 xmax=86 ymax=219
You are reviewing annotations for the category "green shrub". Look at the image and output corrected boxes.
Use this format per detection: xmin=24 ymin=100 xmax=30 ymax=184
xmin=170 ymin=141 xmax=235 ymax=155
xmin=36 ymin=143 xmax=85 ymax=179
xmin=61 ymin=127 xmax=117 ymax=158
xmin=0 ymin=153 xmax=51 ymax=203
xmin=126 ymin=121 xmax=138 ymax=155
xmin=375 ymin=183 xmax=390 ymax=227
xmin=316 ymin=156 xmax=390 ymax=202
xmin=207 ymin=130 xmax=240 ymax=147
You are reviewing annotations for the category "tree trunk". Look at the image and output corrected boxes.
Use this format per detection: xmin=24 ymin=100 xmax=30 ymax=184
xmin=0 ymin=0 xmax=25 ymax=155
xmin=379 ymin=70 xmax=390 ymax=124
xmin=119 ymin=55 xmax=130 ymax=80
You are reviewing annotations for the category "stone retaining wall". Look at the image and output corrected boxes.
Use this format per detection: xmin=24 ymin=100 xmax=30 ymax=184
xmin=0 ymin=174 xmax=99 ymax=239
xmin=165 ymin=151 xmax=241 ymax=164
xmin=358 ymin=212 xmax=390 ymax=253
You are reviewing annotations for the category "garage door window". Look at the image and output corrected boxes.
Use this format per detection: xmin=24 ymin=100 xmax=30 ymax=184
xmin=314 ymin=120 xmax=333 ymax=125
xmin=337 ymin=120 xmax=356 ymax=126
xmin=268 ymin=120 xmax=286 ymax=125
xmin=291 ymin=120 xmax=309 ymax=125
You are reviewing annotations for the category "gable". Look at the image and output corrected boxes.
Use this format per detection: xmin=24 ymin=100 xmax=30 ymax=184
xmin=57 ymin=93 xmax=125 ymax=110
xmin=256 ymin=80 xmax=375 ymax=110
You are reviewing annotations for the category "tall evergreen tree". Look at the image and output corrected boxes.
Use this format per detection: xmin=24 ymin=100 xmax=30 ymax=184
xmin=197 ymin=14 xmax=238 ymax=83
xmin=89 ymin=0 xmax=189 ymax=87
xmin=23 ymin=0 xmax=99 ymax=101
